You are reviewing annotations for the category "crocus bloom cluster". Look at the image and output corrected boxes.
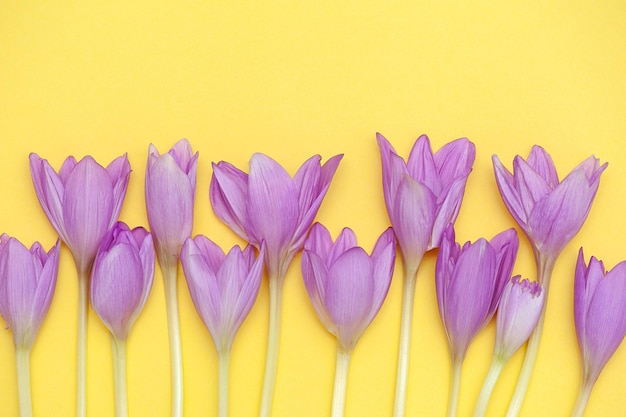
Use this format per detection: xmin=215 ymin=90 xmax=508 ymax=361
xmin=377 ymin=133 xmax=475 ymax=264
xmin=492 ymin=146 xmax=606 ymax=263
xmin=145 ymin=139 xmax=199 ymax=267
xmin=572 ymin=249 xmax=626 ymax=417
xmin=0 ymin=235 xmax=60 ymax=349
xmin=302 ymin=224 xmax=396 ymax=352
xmin=181 ymin=236 xmax=265 ymax=352
xmin=29 ymin=153 xmax=131 ymax=275
xmin=90 ymin=222 xmax=155 ymax=342
xmin=211 ymin=153 xmax=343 ymax=279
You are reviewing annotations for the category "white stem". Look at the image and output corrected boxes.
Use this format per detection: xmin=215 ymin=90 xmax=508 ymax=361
xmin=162 ymin=260 xmax=183 ymax=417
xmin=472 ymin=356 xmax=506 ymax=417
xmin=446 ymin=357 xmax=463 ymax=417
xmin=16 ymin=346 xmax=33 ymax=417
xmin=112 ymin=337 xmax=128 ymax=417
xmin=570 ymin=378 xmax=593 ymax=417
xmin=330 ymin=346 xmax=352 ymax=417
xmin=218 ymin=349 xmax=230 ymax=417
xmin=76 ymin=267 xmax=89 ymax=417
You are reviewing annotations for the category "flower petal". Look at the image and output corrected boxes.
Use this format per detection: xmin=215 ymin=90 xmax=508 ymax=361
xmin=210 ymin=161 xmax=250 ymax=242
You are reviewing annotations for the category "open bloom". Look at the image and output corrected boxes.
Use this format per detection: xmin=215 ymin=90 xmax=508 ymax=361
xmin=29 ymin=153 xmax=131 ymax=274
xmin=574 ymin=249 xmax=626 ymax=386
xmin=181 ymin=236 xmax=265 ymax=352
xmin=301 ymin=224 xmax=396 ymax=352
xmin=90 ymin=223 xmax=155 ymax=341
xmin=211 ymin=152 xmax=342 ymax=279
xmin=145 ymin=139 xmax=199 ymax=265
xmin=494 ymin=276 xmax=544 ymax=361
xmin=0 ymin=234 xmax=60 ymax=349
xmin=436 ymin=225 xmax=518 ymax=361
xmin=492 ymin=146 xmax=606 ymax=261
xmin=377 ymin=133 xmax=475 ymax=264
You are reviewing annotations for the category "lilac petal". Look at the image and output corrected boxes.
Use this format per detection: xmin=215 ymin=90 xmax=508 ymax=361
xmin=377 ymin=133 xmax=409 ymax=216
xmin=169 ymin=139 xmax=199 ymax=186
xmin=325 ymin=247 xmax=374 ymax=351
xmin=58 ymin=156 xmax=78 ymax=183
xmin=574 ymin=156 xmax=607 ymax=184
xmin=435 ymin=225 xmax=457 ymax=325
xmin=492 ymin=155 xmax=527 ymax=228
xmin=190 ymin=235 xmax=226 ymax=275
xmin=434 ymin=138 xmax=476 ymax=191
xmin=368 ymin=228 xmax=396 ymax=322
xmin=106 ymin=154 xmax=131 ymax=228
xmin=513 ymin=156 xmax=552 ymax=218
xmin=63 ymin=157 xmax=115 ymax=270
xmin=228 ymin=247 xmax=264 ymax=345
xmin=574 ymin=248 xmax=592 ymax=350
xmin=134 ymin=231 xmax=155 ymax=316
xmin=526 ymin=146 xmax=559 ymax=187
xmin=528 ymin=169 xmax=595 ymax=256
xmin=301 ymin=251 xmax=335 ymax=333
xmin=445 ymin=239 xmax=496 ymax=358
xmin=293 ymin=155 xmax=323 ymax=218
xmin=29 ymin=154 xmax=68 ymax=241
xmin=210 ymin=162 xmax=250 ymax=242
xmin=488 ymin=229 xmax=519 ymax=317
xmin=304 ymin=223 xmax=334 ymax=261
xmin=319 ymin=154 xmax=343 ymax=191
xmin=393 ymin=176 xmax=436 ymax=262
xmin=30 ymin=241 xmax=60 ymax=338
xmin=430 ymin=177 xmax=469 ymax=250
xmin=583 ymin=261 xmax=626 ymax=382
xmin=245 ymin=154 xmax=299 ymax=270
xmin=407 ymin=135 xmax=440 ymax=195
xmin=328 ymin=228 xmax=358 ymax=266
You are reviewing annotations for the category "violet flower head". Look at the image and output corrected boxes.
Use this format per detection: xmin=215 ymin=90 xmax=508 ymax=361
xmin=435 ymin=225 xmax=518 ymax=361
xmin=210 ymin=152 xmax=342 ymax=279
xmin=377 ymin=133 xmax=475 ymax=266
xmin=90 ymin=223 xmax=155 ymax=341
xmin=145 ymin=139 xmax=199 ymax=265
xmin=301 ymin=224 xmax=396 ymax=352
xmin=492 ymin=146 xmax=606 ymax=261
xmin=574 ymin=249 xmax=626 ymax=385
xmin=0 ymin=235 xmax=60 ymax=349
xmin=494 ymin=276 xmax=544 ymax=361
xmin=29 ymin=153 xmax=131 ymax=274
xmin=181 ymin=236 xmax=264 ymax=352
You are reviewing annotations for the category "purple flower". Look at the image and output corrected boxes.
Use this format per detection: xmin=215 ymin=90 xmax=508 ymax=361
xmin=90 ymin=223 xmax=155 ymax=341
xmin=377 ymin=133 xmax=475 ymax=265
xmin=181 ymin=236 xmax=264 ymax=352
xmin=436 ymin=225 xmax=518 ymax=361
xmin=574 ymin=249 xmax=626 ymax=386
xmin=145 ymin=139 xmax=199 ymax=266
xmin=29 ymin=153 xmax=131 ymax=274
xmin=0 ymin=235 xmax=60 ymax=349
xmin=301 ymin=224 xmax=396 ymax=352
xmin=494 ymin=276 xmax=544 ymax=360
xmin=211 ymin=152 xmax=342 ymax=279
xmin=492 ymin=146 xmax=606 ymax=261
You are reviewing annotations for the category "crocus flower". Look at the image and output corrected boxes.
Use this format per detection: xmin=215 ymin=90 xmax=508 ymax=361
xmin=29 ymin=152 xmax=130 ymax=417
xmin=571 ymin=249 xmax=626 ymax=417
xmin=301 ymin=223 xmax=396 ymax=417
xmin=435 ymin=225 xmax=518 ymax=417
xmin=90 ymin=222 xmax=154 ymax=417
xmin=181 ymin=236 xmax=264 ymax=417
xmin=492 ymin=146 xmax=606 ymax=417
xmin=377 ymin=133 xmax=475 ymax=417
xmin=210 ymin=152 xmax=342 ymax=417
xmin=0 ymin=235 xmax=60 ymax=417
xmin=145 ymin=138 xmax=198 ymax=417
xmin=473 ymin=277 xmax=544 ymax=417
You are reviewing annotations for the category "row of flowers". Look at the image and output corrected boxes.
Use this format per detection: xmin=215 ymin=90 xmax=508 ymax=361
xmin=0 ymin=135 xmax=624 ymax=417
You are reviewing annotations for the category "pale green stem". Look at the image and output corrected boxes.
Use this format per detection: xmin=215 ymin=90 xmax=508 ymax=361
xmin=259 ymin=270 xmax=284 ymax=417
xmin=162 ymin=259 xmax=183 ymax=417
xmin=472 ymin=355 xmax=506 ymax=417
xmin=570 ymin=378 xmax=594 ymax=417
xmin=392 ymin=258 xmax=422 ymax=417
xmin=218 ymin=349 xmax=230 ymax=417
xmin=330 ymin=345 xmax=352 ymax=417
xmin=112 ymin=337 xmax=128 ymax=417
xmin=446 ymin=357 xmax=463 ymax=417
xmin=76 ymin=267 xmax=89 ymax=417
xmin=504 ymin=254 xmax=556 ymax=417
xmin=16 ymin=346 xmax=33 ymax=417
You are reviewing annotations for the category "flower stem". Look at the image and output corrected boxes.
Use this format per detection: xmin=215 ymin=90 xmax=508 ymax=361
xmin=570 ymin=378 xmax=594 ymax=417
xmin=112 ymin=337 xmax=128 ymax=417
xmin=259 ymin=271 xmax=284 ymax=417
xmin=392 ymin=259 xmax=421 ymax=417
xmin=218 ymin=349 xmax=230 ymax=417
xmin=162 ymin=260 xmax=183 ymax=417
xmin=472 ymin=356 xmax=506 ymax=417
xmin=504 ymin=255 xmax=556 ymax=417
xmin=330 ymin=345 xmax=352 ymax=417
xmin=76 ymin=267 xmax=89 ymax=417
xmin=16 ymin=346 xmax=33 ymax=417
xmin=446 ymin=357 xmax=463 ymax=417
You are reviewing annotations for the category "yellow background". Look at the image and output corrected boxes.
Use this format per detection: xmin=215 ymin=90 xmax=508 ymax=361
xmin=1 ymin=1 xmax=625 ymax=416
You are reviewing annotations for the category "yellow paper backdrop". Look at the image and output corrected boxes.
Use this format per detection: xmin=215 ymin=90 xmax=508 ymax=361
xmin=1 ymin=1 xmax=625 ymax=416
